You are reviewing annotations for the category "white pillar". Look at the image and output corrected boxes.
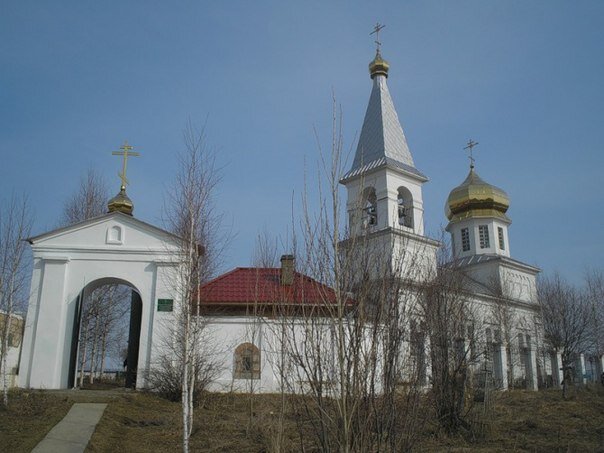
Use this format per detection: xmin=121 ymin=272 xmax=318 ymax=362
xmin=20 ymin=257 xmax=71 ymax=389
xmin=577 ymin=354 xmax=587 ymax=384
xmin=499 ymin=344 xmax=509 ymax=390
xmin=527 ymin=346 xmax=539 ymax=391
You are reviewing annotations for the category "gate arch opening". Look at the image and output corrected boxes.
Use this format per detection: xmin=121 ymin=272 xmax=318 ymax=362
xmin=69 ymin=277 xmax=143 ymax=389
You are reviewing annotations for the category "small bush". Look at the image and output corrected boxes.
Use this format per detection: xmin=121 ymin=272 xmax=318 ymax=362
xmin=147 ymin=353 xmax=218 ymax=406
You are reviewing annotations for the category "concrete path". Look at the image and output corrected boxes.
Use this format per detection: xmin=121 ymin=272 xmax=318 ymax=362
xmin=31 ymin=403 xmax=107 ymax=453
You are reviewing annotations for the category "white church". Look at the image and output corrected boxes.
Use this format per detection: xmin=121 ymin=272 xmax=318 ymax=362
xmin=16 ymin=45 xmax=584 ymax=394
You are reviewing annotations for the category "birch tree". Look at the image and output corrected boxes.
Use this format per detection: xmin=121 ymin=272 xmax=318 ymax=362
xmin=163 ymin=120 xmax=225 ymax=453
xmin=0 ymin=194 xmax=33 ymax=406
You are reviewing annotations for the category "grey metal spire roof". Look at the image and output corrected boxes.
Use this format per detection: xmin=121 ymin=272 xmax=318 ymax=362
xmin=343 ymin=72 xmax=425 ymax=181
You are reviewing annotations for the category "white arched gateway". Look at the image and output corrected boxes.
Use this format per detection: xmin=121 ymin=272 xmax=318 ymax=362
xmin=19 ymin=211 xmax=182 ymax=390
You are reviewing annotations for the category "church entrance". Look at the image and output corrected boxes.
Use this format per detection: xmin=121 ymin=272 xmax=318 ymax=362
xmin=68 ymin=278 xmax=143 ymax=389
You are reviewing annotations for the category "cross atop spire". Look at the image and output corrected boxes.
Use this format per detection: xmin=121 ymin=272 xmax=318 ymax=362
xmin=112 ymin=140 xmax=140 ymax=190
xmin=463 ymin=139 xmax=479 ymax=169
xmin=370 ymin=22 xmax=386 ymax=54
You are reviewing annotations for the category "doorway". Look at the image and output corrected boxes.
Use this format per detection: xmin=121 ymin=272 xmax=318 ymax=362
xmin=68 ymin=278 xmax=143 ymax=389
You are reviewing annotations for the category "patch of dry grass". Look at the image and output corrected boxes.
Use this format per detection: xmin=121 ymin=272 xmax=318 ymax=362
xmin=416 ymin=385 xmax=604 ymax=452
xmin=2 ymin=385 xmax=603 ymax=452
xmin=0 ymin=390 xmax=72 ymax=452
xmin=88 ymin=392 xmax=304 ymax=452
xmin=86 ymin=392 xmax=182 ymax=452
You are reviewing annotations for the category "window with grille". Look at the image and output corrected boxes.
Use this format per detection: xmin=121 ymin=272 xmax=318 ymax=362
xmin=498 ymin=227 xmax=505 ymax=250
xmin=461 ymin=228 xmax=470 ymax=252
xmin=479 ymin=225 xmax=490 ymax=249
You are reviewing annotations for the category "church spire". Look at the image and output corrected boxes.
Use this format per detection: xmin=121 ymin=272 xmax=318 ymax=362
xmin=341 ymin=33 xmax=432 ymax=238
xmin=342 ymin=28 xmax=425 ymax=182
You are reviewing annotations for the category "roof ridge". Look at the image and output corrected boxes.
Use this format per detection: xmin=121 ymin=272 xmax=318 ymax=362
xmin=201 ymin=267 xmax=242 ymax=287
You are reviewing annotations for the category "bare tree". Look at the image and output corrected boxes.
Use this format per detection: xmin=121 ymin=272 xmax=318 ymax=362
xmin=585 ymin=269 xmax=604 ymax=363
xmin=0 ymin=194 xmax=33 ymax=406
xmin=77 ymin=285 xmax=130 ymax=384
xmin=61 ymin=168 xmax=109 ymax=225
xmin=273 ymin=100 xmax=429 ymax=452
xmin=162 ymin=120 xmax=225 ymax=452
xmin=252 ymin=227 xmax=280 ymax=268
xmin=486 ymin=278 xmax=522 ymax=388
xmin=238 ymin=231 xmax=282 ymax=438
xmin=418 ymin=251 xmax=483 ymax=435
xmin=538 ymin=273 xmax=591 ymax=398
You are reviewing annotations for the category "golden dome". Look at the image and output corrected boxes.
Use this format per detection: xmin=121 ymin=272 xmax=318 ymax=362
xmin=107 ymin=186 xmax=134 ymax=216
xmin=445 ymin=167 xmax=510 ymax=222
xmin=369 ymin=51 xmax=389 ymax=79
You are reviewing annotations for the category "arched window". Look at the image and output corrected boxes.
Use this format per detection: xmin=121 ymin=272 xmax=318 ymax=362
xmin=362 ymin=187 xmax=377 ymax=228
xmin=233 ymin=343 xmax=261 ymax=380
xmin=397 ymin=187 xmax=414 ymax=228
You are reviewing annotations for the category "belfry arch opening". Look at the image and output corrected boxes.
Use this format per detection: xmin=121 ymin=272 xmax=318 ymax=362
xmin=397 ymin=186 xmax=414 ymax=229
xmin=68 ymin=277 xmax=143 ymax=389
xmin=362 ymin=186 xmax=377 ymax=228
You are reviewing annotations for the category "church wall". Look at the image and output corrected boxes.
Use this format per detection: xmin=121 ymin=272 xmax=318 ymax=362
xmin=498 ymin=266 xmax=538 ymax=304
xmin=202 ymin=316 xmax=280 ymax=393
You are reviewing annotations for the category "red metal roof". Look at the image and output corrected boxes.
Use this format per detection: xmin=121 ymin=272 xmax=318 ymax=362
xmin=198 ymin=267 xmax=338 ymax=306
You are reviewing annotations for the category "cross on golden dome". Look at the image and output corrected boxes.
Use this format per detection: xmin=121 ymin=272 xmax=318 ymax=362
xmin=463 ymin=139 xmax=479 ymax=169
xmin=111 ymin=140 xmax=140 ymax=190
xmin=370 ymin=22 xmax=386 ymax=53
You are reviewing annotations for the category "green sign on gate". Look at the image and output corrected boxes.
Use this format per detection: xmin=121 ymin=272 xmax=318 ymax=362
xmin=157 ymin=299 xmax=173 ymax=312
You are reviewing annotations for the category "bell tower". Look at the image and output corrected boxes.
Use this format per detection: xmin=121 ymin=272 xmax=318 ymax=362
xmin=340 ymin=31 xmax=438 ymax=281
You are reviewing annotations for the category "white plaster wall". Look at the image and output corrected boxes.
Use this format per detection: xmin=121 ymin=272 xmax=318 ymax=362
xmin=203 ymin=317 xmax=280 ymax=393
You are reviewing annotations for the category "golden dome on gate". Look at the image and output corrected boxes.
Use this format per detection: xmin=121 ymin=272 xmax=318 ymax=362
xmin=445 ymin=167 xmax=510 ymax=222
xmin=107 ymin=186 xmax=134 ymax=216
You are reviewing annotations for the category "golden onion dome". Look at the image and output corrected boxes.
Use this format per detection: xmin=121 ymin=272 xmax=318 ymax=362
xmin=445 ymin=166 xmax=510 ymax=222
xmin=369 ymin=50 xmax=389 ymax=79
xmin=107 ymin=186 xmax=134 ymax=216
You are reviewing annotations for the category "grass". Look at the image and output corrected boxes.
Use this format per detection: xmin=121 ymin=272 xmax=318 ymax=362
xmin=0 ymin=385 xmax=602 ymax=452
xmin=416 ymin=385 xmax=604 ymax=452
xmin=0 ymin=390 xmax=72 ymax=453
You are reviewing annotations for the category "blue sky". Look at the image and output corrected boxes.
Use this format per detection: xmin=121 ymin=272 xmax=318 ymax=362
xmin=1 ymin=1 xmax=602 ymax=283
